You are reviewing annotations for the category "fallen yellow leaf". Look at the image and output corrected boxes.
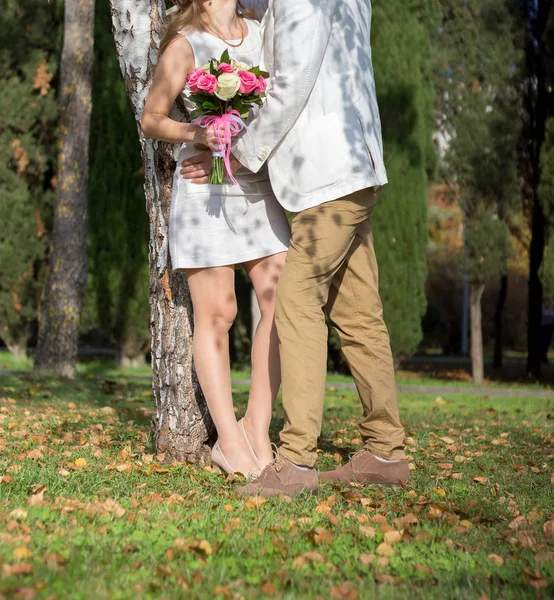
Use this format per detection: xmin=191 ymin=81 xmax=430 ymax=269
xmin=359 ymin=525 xmax=377 ymax=539
xmin=433 ymin=487 xmax=446 ymax=497
xmin=384 ymin=530 xmax=403 ymax=545
xmin=13 ymin=547 xmax=32 ymax=561
xmin=376 ymin=542 xmax=395 ymax=557
xmin=245 ymin=496 xmax=267 ymax=509
xmin=359 ymin=553 xmax=375 ymax=565
xmin=75 ymin=458 xmax=87 ymax=468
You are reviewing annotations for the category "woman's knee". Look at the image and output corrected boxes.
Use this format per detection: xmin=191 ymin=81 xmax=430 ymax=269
xmin=196 ymin=298 xmax=238 ymax=334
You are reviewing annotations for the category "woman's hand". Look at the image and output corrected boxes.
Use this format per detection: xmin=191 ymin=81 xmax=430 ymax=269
xmin=200 ymin=123 xmax=229 ymax=153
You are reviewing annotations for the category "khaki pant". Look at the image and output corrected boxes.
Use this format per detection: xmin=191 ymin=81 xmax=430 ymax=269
xmin=275 ymin=188 xmax=406 ymax=467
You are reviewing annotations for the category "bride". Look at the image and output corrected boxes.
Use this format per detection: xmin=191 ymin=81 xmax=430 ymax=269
xmin=140 ymin=0 xmax=290 ymax=477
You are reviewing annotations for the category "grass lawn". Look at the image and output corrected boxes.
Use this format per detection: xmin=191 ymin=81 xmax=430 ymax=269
xmin=0 ymin=372 xmax=553 ymax=599
xmin=2 ymin=351 xmax=553 ymax=391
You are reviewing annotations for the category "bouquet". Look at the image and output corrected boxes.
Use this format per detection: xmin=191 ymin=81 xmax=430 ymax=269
xmin=186 ymin=49 xmax=269 ymax=185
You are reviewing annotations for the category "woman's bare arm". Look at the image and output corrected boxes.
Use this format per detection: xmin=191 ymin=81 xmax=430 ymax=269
xmin=141 ymin=36 xmax=202 ymax=144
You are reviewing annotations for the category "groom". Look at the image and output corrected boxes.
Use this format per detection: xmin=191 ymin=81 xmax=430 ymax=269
xmin=182 ymin=0 xmax=409 ymax=496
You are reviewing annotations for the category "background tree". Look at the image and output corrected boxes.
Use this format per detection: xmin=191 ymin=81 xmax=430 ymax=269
xmin=110 ymin=0 xmax=213 ymax=461
xmin=433 ymin=0 xmax=523 ymax=383
xmin=0 ymin=1 xmax=60 ymax=358
xmin=521 ymin=0 xmax=554 ymax=377
xmin=85 ymin=0 xmax=150 ymax=367
xmin=365 ymin=0 xmax=438 ymax=361
xmin=34 ymin=0 xmax=95 ymax=378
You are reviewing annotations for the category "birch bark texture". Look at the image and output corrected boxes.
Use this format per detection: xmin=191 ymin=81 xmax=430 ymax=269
xmin=35 ymin=0 xmax=95 ymax=378
xmin=109 ymin=0 xmax=214 ymax=461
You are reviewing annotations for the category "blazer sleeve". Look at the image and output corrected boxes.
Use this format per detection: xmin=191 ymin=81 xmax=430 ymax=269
xmin=239 ymin=0 xmax=269 ymax=20
xmin=234 ymin=0 xmax=335 ymax=173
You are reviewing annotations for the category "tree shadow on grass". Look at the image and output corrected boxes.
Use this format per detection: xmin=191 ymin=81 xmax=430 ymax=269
xmin=1 ymin=373 xmax=154 ymax=429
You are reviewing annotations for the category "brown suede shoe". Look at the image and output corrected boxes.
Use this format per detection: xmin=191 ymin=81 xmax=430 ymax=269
xmin=236 ymin=455 xmax=319 ymax=498
xmin=319 ymin=450 xmax=410 ymax=486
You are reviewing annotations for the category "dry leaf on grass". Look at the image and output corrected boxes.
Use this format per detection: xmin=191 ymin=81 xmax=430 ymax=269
xmin=312 ymin=527 xmax=334 ymax=545
xmin=9 ymin=509 xmax=28 ymax=521
xmin=27 ymin=485 xmax=46 ymax=507
xmin=508 ymin=516 xmax=527 ymax=530
xmin=330 ymin=582 xmax=358 ymax=599
xmin=27 ymin=449 xmax=43 ymax=460
xmin=12 ymin=547 xmax=32 ymax=560
xmin=522 ymin=567 xmax=548 ymax=589
xmin=245 ymin=496 xmax=267 ymax=509
xmin=359 ymin=553 xmax=375 ymax=565
xmin=292 ymin=551 xmax=325 ymax=569
xmin=359 ymin=525 xmax=376 ymax=539
xmin=376 ymin=542 xmax=394 ymax=557
xmin=116 ymin=463 xmax=133 ymax=473
xmin=488 ymin=554 xmax=504 ymax=566
xmin=543 ymin=520 xmax=554 ymax=538
xmin=473 ymin=476 xmax=488 ymax=485
xmin=384 ymin=530 xmax=403 ymax=545
xmin=2 ymin=563 xmax=33 ymax=577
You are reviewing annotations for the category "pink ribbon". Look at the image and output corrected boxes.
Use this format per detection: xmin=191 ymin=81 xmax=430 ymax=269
xmin=193 ymin=109 xmax=248 ymax=186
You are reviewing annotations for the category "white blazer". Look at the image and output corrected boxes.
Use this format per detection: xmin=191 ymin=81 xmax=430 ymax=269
xmin=235 ymin=0 xmax=387 ymax=212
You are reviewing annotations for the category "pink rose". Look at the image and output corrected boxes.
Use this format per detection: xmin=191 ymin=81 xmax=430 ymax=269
xmin=196 ymin=73 xmax=218 ymax=95
xmin=186 ymin=68 xmax=204 ymax=93
xmin=218 ymin=62 xmax=234 ymax=74
xmin=256 ymin=76 xmax=268 ymax=94
xmin=238 ymin=70 xmax=258 ymax=95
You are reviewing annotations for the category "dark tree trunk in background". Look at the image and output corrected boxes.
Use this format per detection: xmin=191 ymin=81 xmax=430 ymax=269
xmin=34 ymin=0 xmax=95 ymax=378
xmin=524 ymin=0 xmax=553 ymax=378
xmin=110 ymin=0 xmax=214 ymax=462
xmin=470 ymin=282 xmax=485 ymax=385
xmin=493 ymin=275 xmax=508 ymax=369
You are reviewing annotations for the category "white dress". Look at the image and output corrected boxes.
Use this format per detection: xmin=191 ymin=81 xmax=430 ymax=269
xmin=169 ymin=19 xmax=291 ymax=270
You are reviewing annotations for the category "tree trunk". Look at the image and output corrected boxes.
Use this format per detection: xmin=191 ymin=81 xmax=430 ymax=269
xmin=524 ymin=0 xmax=552 ymax=379
xmin=5 ymin=342 xmax=27 ymax=362
xmin=110 ymin=0 xmax=213 ymax=462
xmin=470 ymin=282 xmax=485 ymax=386
xmin=527 ymin=191 xmax=546 ymax=379
xmin=34 ymin=0 xmax=95 ymax=379
xmin=493 ymin=275 xmax=508 ymax=369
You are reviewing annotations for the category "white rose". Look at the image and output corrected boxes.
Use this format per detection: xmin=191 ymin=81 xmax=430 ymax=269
xmin=200 ymin=62 xmax=211 ymax=71
xmin=215 ymin=72 xmax=241 ymax=101
xmin=232 ymin=60 xmax=251 ymax=71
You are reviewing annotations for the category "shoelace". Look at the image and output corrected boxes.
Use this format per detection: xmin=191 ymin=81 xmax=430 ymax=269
xmin=258 ymin=444 xmax=284 ymax=477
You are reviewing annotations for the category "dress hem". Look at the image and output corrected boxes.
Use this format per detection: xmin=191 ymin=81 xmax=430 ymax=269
xmin=172 ymin=245 xmax=289 ymax=271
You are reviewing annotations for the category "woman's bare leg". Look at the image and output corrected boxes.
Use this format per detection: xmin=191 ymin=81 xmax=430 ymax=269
xmin=242 ymin=252 xmax=287 ymax=466
xmin=186 ymin=266 xmax=258 ymax=474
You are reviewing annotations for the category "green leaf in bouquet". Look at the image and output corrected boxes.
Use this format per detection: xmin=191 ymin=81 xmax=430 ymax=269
xmin=209 ymin=59 xmax=219 ymax=76
xmin=189 ymin=93 xmax=213 ymax=105
xmin=220 ymin=48 xmax=231 ymax=65
xmin=230 ymin=98 xmax=251 ymax=119
xmin=249 ymin=66 xmax=270 ymax=79
xmin=201 ymin=100 xmax=220 ymax=111
xmin=188 ymin=108 xmax=204 ymax=122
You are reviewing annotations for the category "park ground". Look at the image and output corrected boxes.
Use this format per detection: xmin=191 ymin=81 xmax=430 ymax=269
xmin=0 ymin=357 xmax=553 ymax=599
